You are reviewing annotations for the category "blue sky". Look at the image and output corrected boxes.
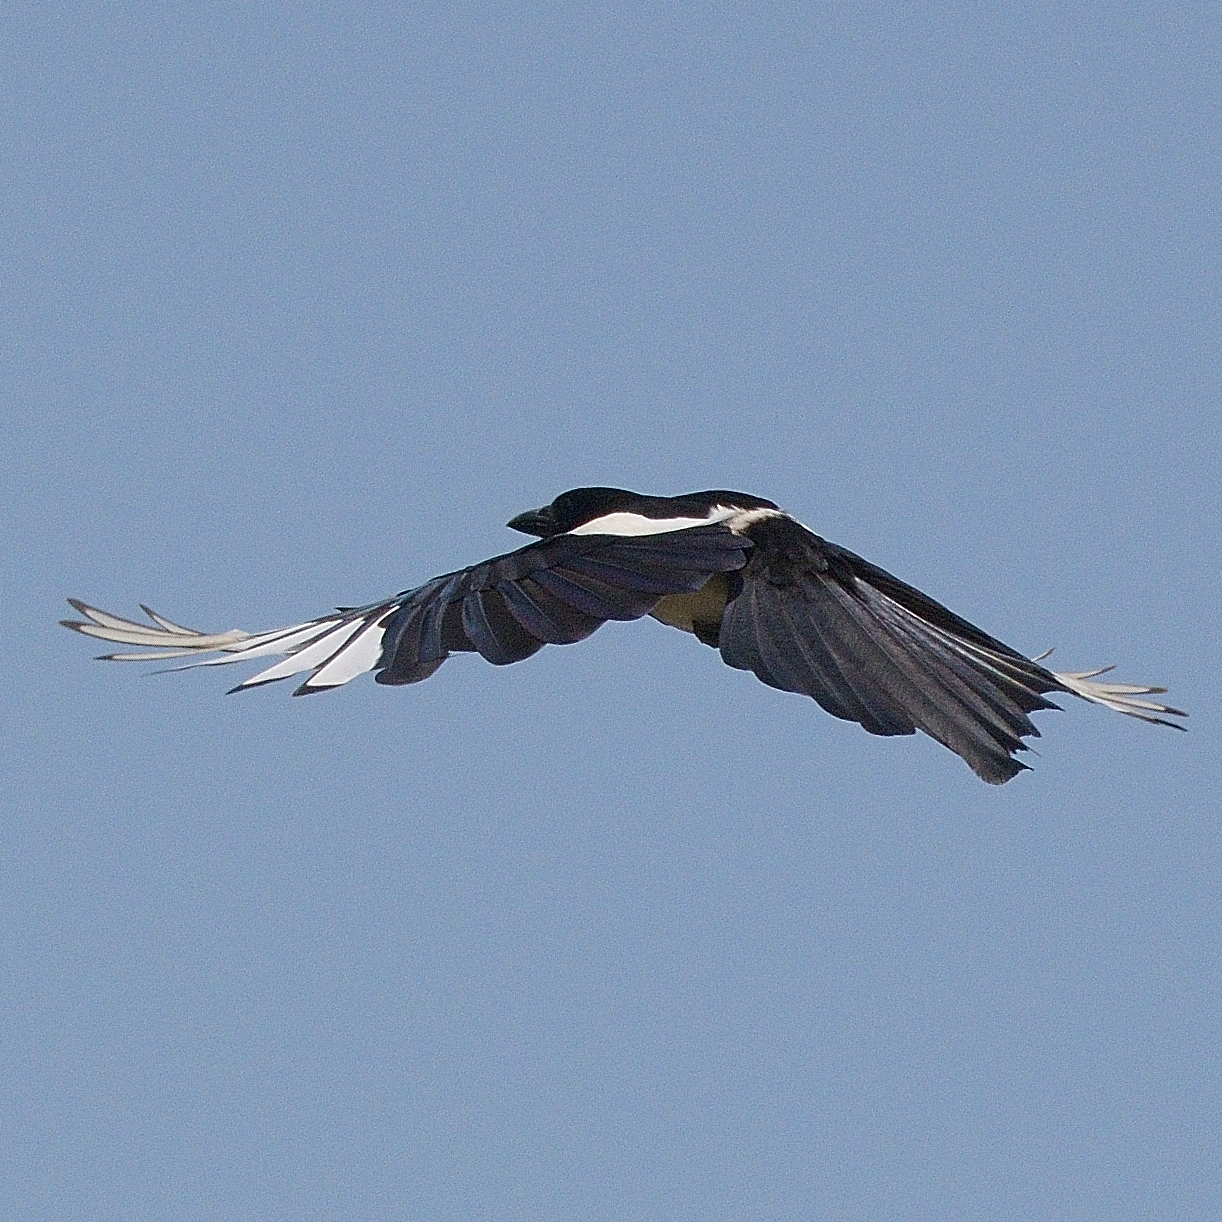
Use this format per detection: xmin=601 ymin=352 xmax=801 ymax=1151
xmin=3 ymin=4 xmax=1220 ymax=1219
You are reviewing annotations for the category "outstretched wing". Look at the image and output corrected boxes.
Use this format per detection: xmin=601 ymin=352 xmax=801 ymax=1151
xmin=719 ymin=516 xmax=1185 ymax=783
xmin=62 ymin=524 xmax=752 ymax=696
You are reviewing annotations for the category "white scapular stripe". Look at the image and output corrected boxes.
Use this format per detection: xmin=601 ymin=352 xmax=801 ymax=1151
xmin=567 ymin=504 xmax=783 ymax=537
xmin=726 ymin=507 xmax=786 ymax=531
xmin=567 ymin=511 xmax=720 ymax=536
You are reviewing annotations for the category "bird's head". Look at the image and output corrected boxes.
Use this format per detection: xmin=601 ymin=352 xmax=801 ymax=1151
xmin=507 ymin=488 xmax=642 ymax=537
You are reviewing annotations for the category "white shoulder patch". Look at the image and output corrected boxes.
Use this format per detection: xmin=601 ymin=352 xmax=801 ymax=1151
xmin=723 ymin=507 xmax=786 ymax=533
xmin=567 ymin=504 xmax=786 ymax=537
xmin=566 ymin=510 xmax=721 ymax=536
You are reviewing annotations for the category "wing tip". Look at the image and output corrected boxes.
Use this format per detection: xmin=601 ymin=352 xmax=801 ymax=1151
xmin=226 ymin=675 xmax=292 ymax=695
xmin=292 ymin=681 xmax=336 ymax=697
xmin=1052 ymin=666 xmax=1188 ymax=729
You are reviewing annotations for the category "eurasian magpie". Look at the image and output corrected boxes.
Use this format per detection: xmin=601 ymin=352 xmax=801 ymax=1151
xmin=63 ymin=486 xmax=1184 ymax=783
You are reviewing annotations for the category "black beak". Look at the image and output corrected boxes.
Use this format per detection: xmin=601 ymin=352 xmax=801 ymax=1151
xmin=507 ymin=507 xmax=555 ymax=537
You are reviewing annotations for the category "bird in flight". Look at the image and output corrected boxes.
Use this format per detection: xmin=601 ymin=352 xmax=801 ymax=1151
xmin=63 ymin=486 xmax=1184 ymax=783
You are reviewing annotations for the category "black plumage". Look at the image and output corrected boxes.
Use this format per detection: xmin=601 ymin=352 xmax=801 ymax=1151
xmin=717 ymin=515 xmax=1066 ymax=782
xmin=62 ymin=486 xmax=1185 ymax=783
xmin=376 ymin=524 xmax=750 ymax=679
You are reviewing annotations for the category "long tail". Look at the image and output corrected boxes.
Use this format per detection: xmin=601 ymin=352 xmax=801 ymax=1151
xmin=60 ymin=597 xmax=401 ymax=695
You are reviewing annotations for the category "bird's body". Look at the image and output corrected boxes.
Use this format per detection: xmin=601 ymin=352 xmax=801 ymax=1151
xmin=63 ymin=487 xmax=1184 ymax=783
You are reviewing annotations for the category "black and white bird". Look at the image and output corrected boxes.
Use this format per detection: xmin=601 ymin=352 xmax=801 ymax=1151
xmin=63 ymin=487 xmax=1184 ymax=783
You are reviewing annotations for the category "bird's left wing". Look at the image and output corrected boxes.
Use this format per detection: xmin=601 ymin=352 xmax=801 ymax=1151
xmin=63 ymin=524 xmax=752 ymax=696
xmin=717 ymin=515 xmax=1185 ymax=783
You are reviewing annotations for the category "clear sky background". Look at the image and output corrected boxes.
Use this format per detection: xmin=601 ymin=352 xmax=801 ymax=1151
xmin=3 ymin=4 xmax=1219 ymax=1219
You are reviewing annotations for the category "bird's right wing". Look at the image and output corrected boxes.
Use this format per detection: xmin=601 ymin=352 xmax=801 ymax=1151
xmin=375 ymin=524 xmax=750 ymax=683
xmin=62 ymin=597 xmax=406 ymax=692
xmin=63 ymin=524 xmax=752 ymax=696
